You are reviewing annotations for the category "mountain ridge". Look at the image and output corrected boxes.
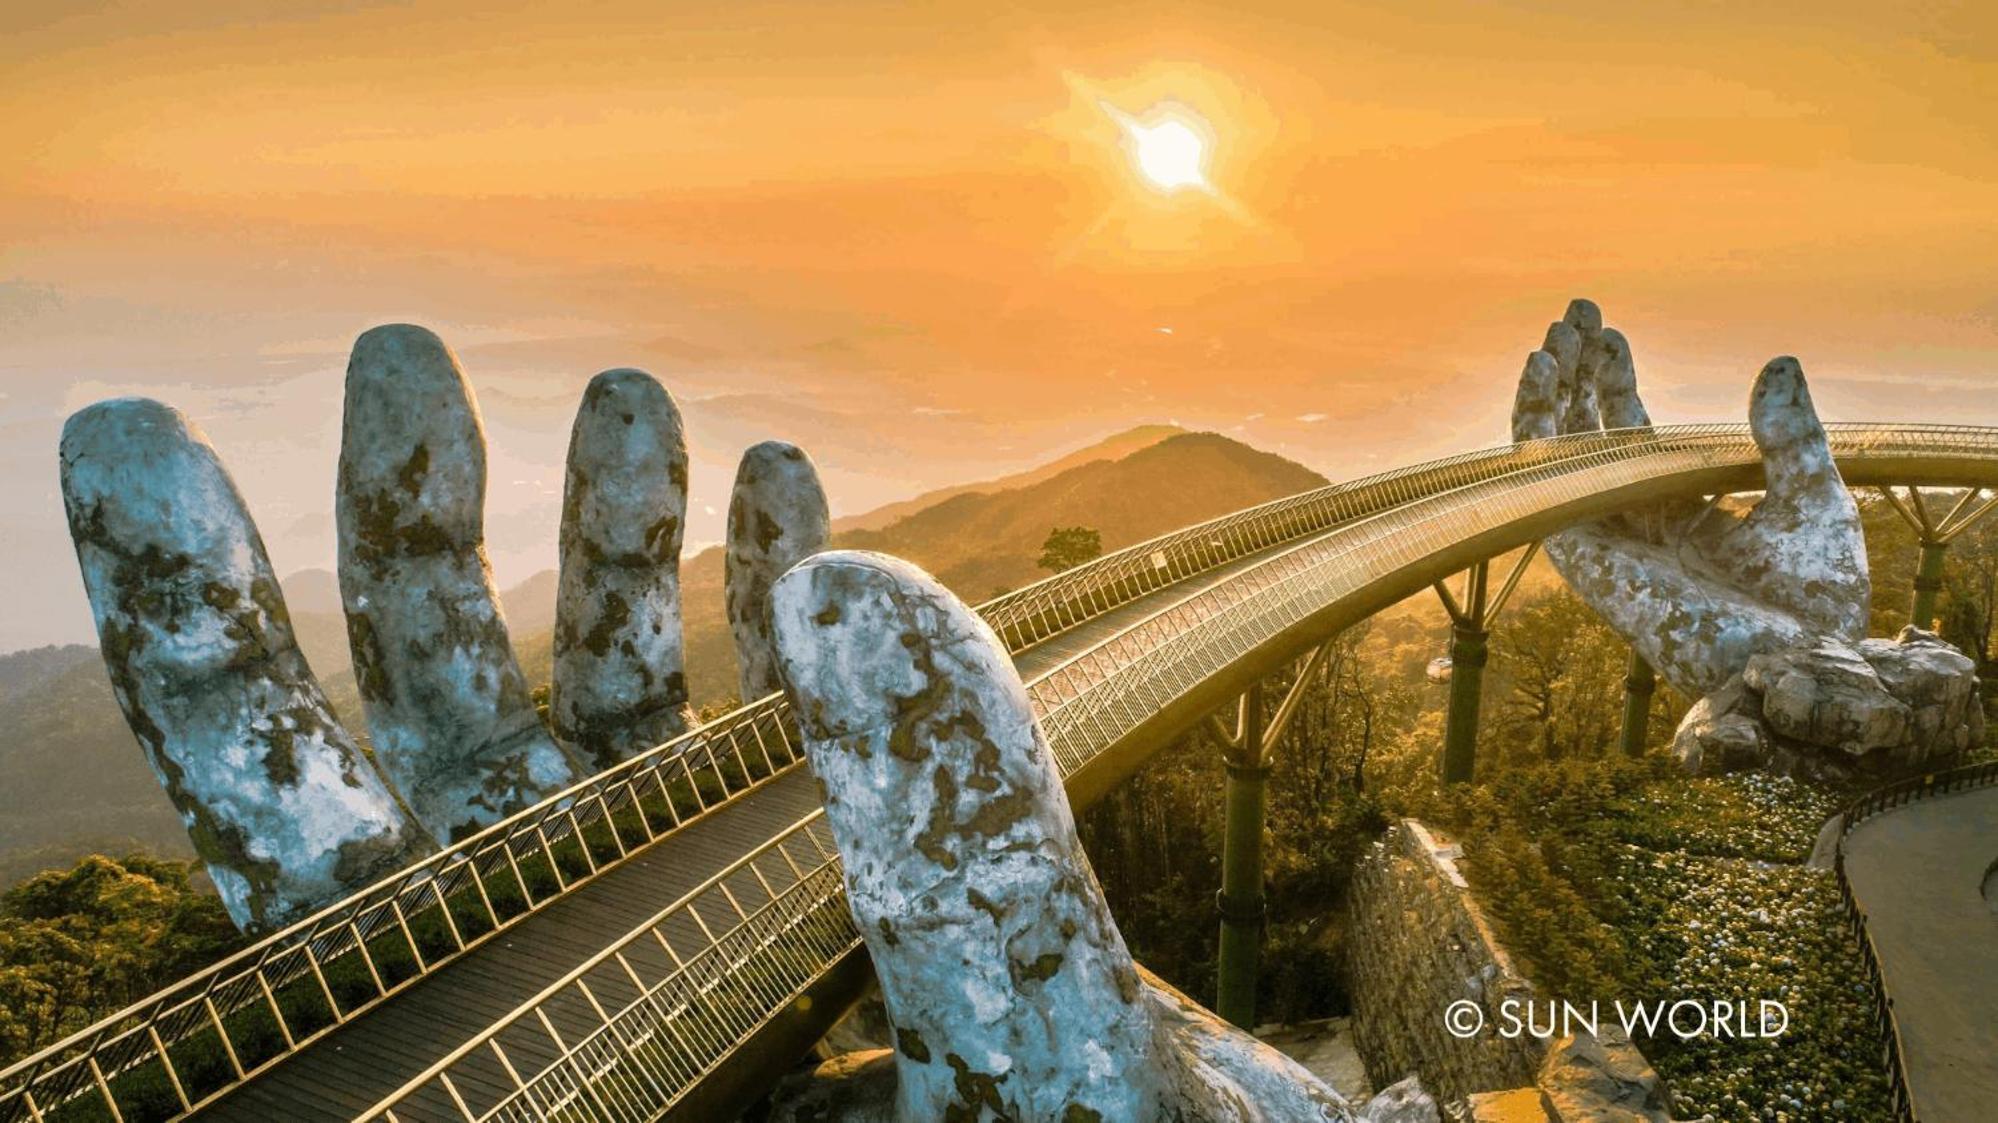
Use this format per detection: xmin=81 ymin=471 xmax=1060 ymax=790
xmin=831 ymin=423 xmax=1187 ymax=533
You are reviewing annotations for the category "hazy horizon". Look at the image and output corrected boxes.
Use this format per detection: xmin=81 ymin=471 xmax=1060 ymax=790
xmin=5 ymin=1 xmax=1995 ymax=650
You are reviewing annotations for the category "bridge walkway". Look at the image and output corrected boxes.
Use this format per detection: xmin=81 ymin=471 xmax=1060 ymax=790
xmin=200 ymin=531 xmax=1324 ymax=1120
xmin=1842 ymin=784 xmax=1998 ymax=1123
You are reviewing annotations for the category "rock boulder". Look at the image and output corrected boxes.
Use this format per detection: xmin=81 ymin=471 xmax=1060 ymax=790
xmin=1675 ymin=628 xmax=1980 ymax=781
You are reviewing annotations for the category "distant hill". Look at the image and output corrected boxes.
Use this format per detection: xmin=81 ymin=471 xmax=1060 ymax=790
xmin=0 ymin=428 xmax=1324 ymax=885
xmin=282 ymin=567 xmax=343 ymax=615
xmin=841 ymin=430 xmax=1326 ymax=607
xmin=0 ymin=645 xmax=198 ymax=886
xmin=833 ymin=424 xmax=1187 ymax=533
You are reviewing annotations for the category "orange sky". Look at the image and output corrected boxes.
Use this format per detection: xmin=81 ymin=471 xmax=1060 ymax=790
xmin=2 ymin=1 xmax=1995 ymax=648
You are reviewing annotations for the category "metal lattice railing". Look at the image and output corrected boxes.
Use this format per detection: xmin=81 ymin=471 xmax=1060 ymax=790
xmin=0 ymin=697 xmax=812 ymax=1123
xmin=353 ymin=422 xmax=1998 ymax=1122
xmin=369 ymin=815 xmax=858 ymax=1123
xmin=3 ymin=421 xmax=1998 ymax=1119
xmin=7 ymin=416 xmax=1581 ymax=1123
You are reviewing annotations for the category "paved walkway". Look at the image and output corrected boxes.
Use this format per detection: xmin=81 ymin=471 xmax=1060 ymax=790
xmin=1842 ymin=785 xmax=1998 ymax=1123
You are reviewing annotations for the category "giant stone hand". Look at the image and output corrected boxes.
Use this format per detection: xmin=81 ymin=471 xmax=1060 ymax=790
xmin=59 ymin=326 xmax=718 ymax=929
xmin=762 ymin=551 xmax=1435 ymax=1123
xmin=1512 ymin=300 xmax=1869 ymax=698
xmin=1515 ymin=301 xmax=1979 ymax=778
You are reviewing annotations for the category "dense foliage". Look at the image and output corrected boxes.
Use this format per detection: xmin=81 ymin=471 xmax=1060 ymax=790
xmin=0 ymin=854 xmax=243 ymax=1067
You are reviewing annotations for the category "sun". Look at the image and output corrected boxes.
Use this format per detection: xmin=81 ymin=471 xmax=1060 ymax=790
xmin=1112 ymin=106 xmax=1212 ymax=194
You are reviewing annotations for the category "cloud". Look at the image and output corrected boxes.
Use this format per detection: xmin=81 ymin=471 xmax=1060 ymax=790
xmin=1296 ymin=412 xmax=1328 ymax=423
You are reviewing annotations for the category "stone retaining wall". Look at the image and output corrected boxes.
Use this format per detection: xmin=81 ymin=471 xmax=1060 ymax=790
xmin=1349 ymin=820 xmax=1544 ymax=1105
xmin=1349 ymin=820 xmax=1669 ymax=1121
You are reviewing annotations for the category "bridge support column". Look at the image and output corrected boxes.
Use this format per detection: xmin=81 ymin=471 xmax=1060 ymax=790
xmin=1434 ymin=544 xmax=1538 ymax=786
xmin=1440 ymin=622 xmax=1487 ymax=785
xmin=1206 ymin=641 xmax=1336 ymax=1030
xmin=1910 ymin=539 xmax=1947 ymax=632
xmin=1216 ymin=681 xmax=1266 ymax=1030
xmin=1619 ymin=652 xmax=1656 ymax=758
xmin=1878 ymin=486 xmax=1997 ymax=632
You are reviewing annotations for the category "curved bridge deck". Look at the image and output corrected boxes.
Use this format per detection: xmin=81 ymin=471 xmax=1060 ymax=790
xmin=6 ymin=422 xmax=1997 ymax=1123
xmin=1843 ymin=784 xmax=1998 ymax=1123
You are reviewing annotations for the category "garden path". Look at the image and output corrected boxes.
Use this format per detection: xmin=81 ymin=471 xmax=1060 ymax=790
xmin=1842 ymin=784 xmax=1998 ymax=1123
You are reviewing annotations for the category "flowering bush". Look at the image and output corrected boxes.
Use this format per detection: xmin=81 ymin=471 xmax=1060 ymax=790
xmin=1598 ymin=846 xmax=1892 ymax=1121
xmin=1608 ymin=772 xmax=1841 ymax=863
xmin=1452 ymin=765 xmax=1892 ymax=1123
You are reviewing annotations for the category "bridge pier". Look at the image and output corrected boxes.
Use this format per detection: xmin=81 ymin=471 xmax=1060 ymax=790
xmin=1215 ymin=680 xmax=1267 ymax=1030
xmin=1911 ymin=538 xmax=1947 ymax=632
xmin=1879 ymin=486 xmax=1997 ymax=631
xmin=1434 ymin=545 xmax=1538 ymax=785
xmin=1206 ymin=642 xmax=1335 ymax=1029
xmin=1619 ymin=652 xmax=1656 ymax=758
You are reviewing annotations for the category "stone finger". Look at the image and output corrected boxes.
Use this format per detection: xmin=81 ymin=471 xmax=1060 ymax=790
xmin=338 ymin=324 xmax=581 ymax=843
xmin=1591 ymin=326 xmax=1651 ymax=431
xmin=1557 ymin=298 xmax=1604 ymax=433
xmin=1686 ymin=357 xmax=1870 ymax=640
xmin=1511 ymin=350 xmax=1560 ymax=443
xmin=725 ymin=440 xmax=830 ymax=703
xmin=62 ymin=398 xmax=435 ymax=931
xmin=553 ymin=369 xmax=689 ymax=770
xmin=768 ymin=550 xmax=1156 ymax=1121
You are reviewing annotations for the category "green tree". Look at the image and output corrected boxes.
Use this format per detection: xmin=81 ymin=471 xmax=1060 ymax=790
xmin=0 ymin=854 xmax=241 ymax=1066
xmin=1037 ymin=525 xmax=1103 ymax=573
xmin=1488 ymin=590 xmax=1682 ymax=767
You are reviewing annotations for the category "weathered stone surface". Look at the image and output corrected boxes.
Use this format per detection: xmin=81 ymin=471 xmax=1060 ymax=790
xmin=1536 ymin=1029 xmax=1670 ymax=1123
xmin=337 ymin=325 xmax=581 ymax=842
xmin=552 ymin=369 xmax=689 ymax=769
xmin=767 ymin=550 xmax=1380 ymax=1121
xmin=725 ymin=440 xmax=829 ymax=703
xmin=1512 ymin=302 xmax=1869 ymax=701
xmin=1671 ymin=707 xmax=1767 ymax=776
xmin=1690 ymin=357 xmax=1869 ymax=641
xmin=1591 ymin=328 xmax=1648 ymax=432
xmin=1862 ymin=627 xmax=1984 ymax=753
xmin=1745 ymin=640 xmax=1908 ymax=754
xmin=1674 ymin=628 xmax=1980 ymax=782
xmin=61 ymin=399 xmax=435 ymax=931
xmin=1359 ymin=1076 xmax=1442 ymax=1123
